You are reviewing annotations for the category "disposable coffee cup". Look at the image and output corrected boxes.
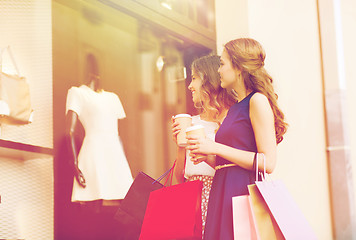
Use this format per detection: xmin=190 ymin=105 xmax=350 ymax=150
xmin=174 ymin=114 xmax=192 ymax=147
xmin=185 ymin=124 xmax=206 ymax=160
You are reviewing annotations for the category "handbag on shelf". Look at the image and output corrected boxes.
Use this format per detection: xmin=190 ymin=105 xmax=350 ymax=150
xmin=248 ymin=153 xmax=317 ymax=240
xmin=139 ymin=179 xmax=203 ymax=240
xmin=0 ymin=46 xmax=33 ymax=125
xmin=114 ymin=163 xmax=176 ymax=240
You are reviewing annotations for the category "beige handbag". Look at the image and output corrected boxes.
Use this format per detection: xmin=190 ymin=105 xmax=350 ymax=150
xmin=0 ymin=46 xmax=33 ymax=124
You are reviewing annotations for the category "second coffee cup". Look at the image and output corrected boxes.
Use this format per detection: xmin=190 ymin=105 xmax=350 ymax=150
xmin=174 ymin=114 xmax=192 ymax=147
xmin=185 ymin=124 xmax=206 ymax=160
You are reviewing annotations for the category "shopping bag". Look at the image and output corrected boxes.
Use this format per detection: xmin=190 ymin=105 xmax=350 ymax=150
xmin=255 ymin=180 xmax=318 ymax=240
xmin=249 ymin=153 xmax=317 ymax=240
xmin=139 ymin=180 xmax=203 ymax=240
xmin=248 ymin=184 xmax=284 ymax=240
xmin=246 ymin=153 xmax=284 ymax=240
xmin=232 ymin=195 xmax=259 ymax=240
xmin=114 ymin=172 xmax=164 ymax=239
xmin=114 ymin=162 xmax=175 ymax=240
xmin=0 ymin=46 xmax=33 ymax=124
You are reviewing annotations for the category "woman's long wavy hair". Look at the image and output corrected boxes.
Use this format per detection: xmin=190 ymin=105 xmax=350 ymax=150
xmin=224 ymin=38 xmax=288 ymax=143
xmin=191 ymin=55 xmax=237 ymax=123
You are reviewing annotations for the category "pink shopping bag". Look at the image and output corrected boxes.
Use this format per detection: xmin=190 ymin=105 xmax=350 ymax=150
xmin=232 ymin=195 xmax=259 ymax=240
xmin=250 ymin=153 xmax=317 ymax=240
xmin=248 ymin=184 xmax=284 ymax=240
xmin=255 ymin=180 xmax=318 ymax=240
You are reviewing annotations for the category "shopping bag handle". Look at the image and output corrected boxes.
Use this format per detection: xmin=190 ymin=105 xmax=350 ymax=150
xmin=153 ymin=159 xmax=177 ymax=186
xmin=255 ymin=152 xmax=266 ymax=181
xmin=163 ymin=159 xmax=176 ymax=186
xmin=0 ymin=46 xmax=21 ymax=75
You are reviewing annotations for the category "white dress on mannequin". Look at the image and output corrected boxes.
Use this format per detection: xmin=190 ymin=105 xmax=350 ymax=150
xmin=66 ymin=85 xmax=133 ymax=202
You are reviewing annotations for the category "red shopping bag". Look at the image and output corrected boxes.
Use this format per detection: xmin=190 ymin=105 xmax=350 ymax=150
xmin=139 ymin=180 xmax=203 ymax=240
xmin=232 ymin=195 xmax=259 ymax=240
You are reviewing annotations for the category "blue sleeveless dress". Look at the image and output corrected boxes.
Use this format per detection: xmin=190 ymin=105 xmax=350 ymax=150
xmin=203 ymin=92 xmax=257 ymax=240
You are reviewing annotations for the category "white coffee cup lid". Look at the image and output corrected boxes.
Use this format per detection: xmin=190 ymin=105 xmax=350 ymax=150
xmin=186 ymin=124 xmax=205 ymax=132
xmin=174 ymin=113 xmax=192 ymax=119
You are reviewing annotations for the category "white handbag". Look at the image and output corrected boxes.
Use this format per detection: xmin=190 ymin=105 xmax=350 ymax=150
xmin=0 ymin=46 xmax=33 ymax=124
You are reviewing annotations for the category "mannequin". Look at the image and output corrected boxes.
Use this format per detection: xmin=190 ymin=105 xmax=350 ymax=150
xmin=65 ymin=53 xmax=133 ymax=239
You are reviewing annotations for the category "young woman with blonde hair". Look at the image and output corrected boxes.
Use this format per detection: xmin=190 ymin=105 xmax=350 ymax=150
xmin=186 ymin=38 xmax=288 ymax=240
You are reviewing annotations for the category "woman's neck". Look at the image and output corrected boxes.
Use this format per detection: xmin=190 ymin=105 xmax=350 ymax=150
xmin=233 ymin=75 xmax=252 ymax=101
xmin=200 ymin=109 xmax=228 ymax=124
xmin=234 ymin=88 xmax=252 ymax=102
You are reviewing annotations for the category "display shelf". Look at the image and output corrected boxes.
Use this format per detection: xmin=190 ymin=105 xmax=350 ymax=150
xmin=0 ymin=139 xmax=53 ymax=160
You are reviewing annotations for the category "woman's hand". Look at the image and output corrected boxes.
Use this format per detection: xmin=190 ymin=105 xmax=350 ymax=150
xmin=171 ymin=116 xmax=181 ymax=144
xmin=190 ymin=155 xmax=208 ymax=165
xmin=186 ymin=136 xmax=217 ymax=163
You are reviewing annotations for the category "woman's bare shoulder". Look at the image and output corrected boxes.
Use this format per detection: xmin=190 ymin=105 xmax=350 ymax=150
xmin=250 ymin=92 xmax=272 ymax=114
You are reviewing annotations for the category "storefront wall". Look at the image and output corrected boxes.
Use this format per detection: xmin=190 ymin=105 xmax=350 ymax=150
xmin=247 ymin=2 xmax=332 ymax=239
xmin=341 ymin=0 xmax=356 ymax=211
xmin=0 ymin=1 xmax=54 ymax=240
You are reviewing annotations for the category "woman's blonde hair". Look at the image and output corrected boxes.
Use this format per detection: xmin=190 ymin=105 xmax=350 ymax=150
xmin=224 ymin=38 xmax=287 ymax=143
xmin=191 ymin=55 xmax=237 ymax=122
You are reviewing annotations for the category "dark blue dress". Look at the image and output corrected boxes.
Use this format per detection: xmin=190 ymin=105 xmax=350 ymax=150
xmin=203 ymin=92 xmax=257 ymax=240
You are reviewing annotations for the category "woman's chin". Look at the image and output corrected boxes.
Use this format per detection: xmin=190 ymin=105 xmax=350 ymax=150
xmin=220 ymin=81 xmax=231 ymax=89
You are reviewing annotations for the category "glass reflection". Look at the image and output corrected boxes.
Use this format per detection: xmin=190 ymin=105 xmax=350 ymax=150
xmin=53 ymin=0 xmax=211 ymax=180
